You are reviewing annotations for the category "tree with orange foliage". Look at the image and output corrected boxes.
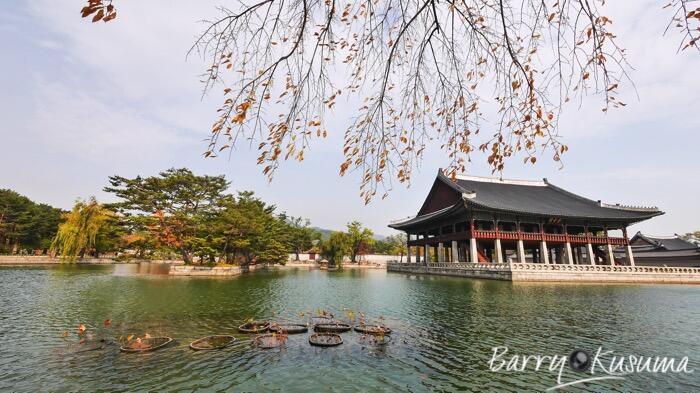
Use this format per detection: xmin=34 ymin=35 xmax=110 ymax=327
xmin=83 ymin=1 xmax=700 ymax=203
xmin=104 ymin=168 xmax=230 ymax=264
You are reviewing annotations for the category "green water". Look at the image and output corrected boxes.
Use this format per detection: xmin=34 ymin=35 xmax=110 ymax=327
xmin=0 ymin=264 xmax=698 ymax=392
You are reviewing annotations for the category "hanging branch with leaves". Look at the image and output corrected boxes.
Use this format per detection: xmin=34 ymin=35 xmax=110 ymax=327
xmin=82 ymin=0 xmax=698 ymax=203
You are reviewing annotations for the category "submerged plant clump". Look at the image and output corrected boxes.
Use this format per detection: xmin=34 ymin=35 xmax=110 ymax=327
xmin=120 ymin=336 xmax=173 ymax=353
xmin=313 ymin=322 xmax=352 ymax=333
xmin=238 ymin=320 xmax=271 ymax=334
xmin=254 ymin=333 xmax=288 ymax=349
xmin=309 ymin=333 xmax=343 ymax=347
xmin=269 ymin=323 xmax=308 ymax=334
xmin=59 ymin=319 xmax=113 ymax=354
xmin=189 ymin=335 xmax=237 ymax=350
xmin=58 ymin=309 xmax=393 ymax=355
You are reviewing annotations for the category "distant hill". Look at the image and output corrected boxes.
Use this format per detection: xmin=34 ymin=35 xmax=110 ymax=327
xmin=312 ymin=227 xmax=387 ymax=241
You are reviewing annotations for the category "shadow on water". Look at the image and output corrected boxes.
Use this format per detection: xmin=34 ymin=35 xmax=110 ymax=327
xmin=0 ymin=265 xmax=698 ymax=392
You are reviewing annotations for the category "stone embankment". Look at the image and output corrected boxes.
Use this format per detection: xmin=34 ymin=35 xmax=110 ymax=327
xmin=0 ymin=256 xmax=184 ymax=265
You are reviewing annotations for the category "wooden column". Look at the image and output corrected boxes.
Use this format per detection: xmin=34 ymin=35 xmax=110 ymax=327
xmin=606 ymin=243 xmax=615 ymax=266
xmin=539 ymin=222 xmax=549 ymax=264
xmin=494 ymin=219 xmax=503 ymax=263
xmin=539 ymin=241 xmax=549 ymax=264
xmin=517 ymin=240 xmax=526 ymax=263
xmin=623 ymin=227 xmax=635 ymax=266
xmin=576 ymin=246 xmax=583 ymax=265
xmin=565 ymin=242 xmax=574 ymax=265
xmin=515 ymin=221 xmax=525 ymax=263
xmin=604 ymin=227 xmax=615 ymax=266
xmin=469 ymin=219 xmax=478 ymax=263
xmin=587 ymin=242 xmax=596 ymax=266
xmin=494 ymin=239 xmax=504 ymax=263
xmin=451 ymin=240 xmax=459 ymax=262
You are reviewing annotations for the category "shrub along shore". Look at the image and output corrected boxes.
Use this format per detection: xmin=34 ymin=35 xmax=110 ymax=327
xmin=1 ymin=167 xmax=407 ymax=267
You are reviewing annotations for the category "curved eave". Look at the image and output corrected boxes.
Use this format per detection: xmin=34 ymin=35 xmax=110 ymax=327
xmin=388 ymin=203 xmax=465 ymax=231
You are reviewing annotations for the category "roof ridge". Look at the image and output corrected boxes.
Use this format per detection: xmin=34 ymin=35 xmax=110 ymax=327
xmin=451 ymin=172 xmax=547 ymax=186
xmin=599 ymin=202 xmax=660 ymax=212
xmin=638 ymin=233 xmax=681 ymax=240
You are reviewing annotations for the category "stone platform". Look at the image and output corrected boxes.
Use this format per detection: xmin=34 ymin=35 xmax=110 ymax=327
xmin=387 ymin=262 xmax=700 ymax=284
xmin=169 ymin=264 xmax=267 ymax=276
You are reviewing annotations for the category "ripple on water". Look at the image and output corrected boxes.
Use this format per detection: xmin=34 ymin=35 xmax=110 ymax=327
xmin=0 ymin=266 xmax=699 ymax=392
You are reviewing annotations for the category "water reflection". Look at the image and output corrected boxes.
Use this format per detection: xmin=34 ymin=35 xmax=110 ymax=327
xmin=112 ymin=262 xmax=173 ymax=276
xmin=0 ymin=266 xmax=698 ymax=392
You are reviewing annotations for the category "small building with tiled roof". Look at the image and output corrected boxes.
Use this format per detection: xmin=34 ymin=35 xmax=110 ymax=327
xmin=389 ymin=170 xmax=663 ymax=266
xmin=614 ymin=232 xmax=700 ymax=267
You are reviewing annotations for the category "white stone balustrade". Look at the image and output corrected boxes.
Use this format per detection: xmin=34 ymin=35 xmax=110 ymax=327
xmin=387 ymin=261 xmax=700 ymax=284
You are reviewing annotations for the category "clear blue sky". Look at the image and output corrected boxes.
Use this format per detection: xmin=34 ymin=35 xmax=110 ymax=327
xmin=1 ymin=1 xmax=698 ymax=236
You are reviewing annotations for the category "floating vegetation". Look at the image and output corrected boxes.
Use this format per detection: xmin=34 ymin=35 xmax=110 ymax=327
xmin=354 ymin=325 xmax=392 ymax=335
xmin=254 ymin=333 xmax=287 ymax=349
xmin=362 ymin=334 xmax=392 ymax=346
xmin=120 ymin=337 xmax=173 ymax=353
xmin=238 ymin=321 xmax=270 ymax=334
xmin=189 ymin=335 xmax=236 ymax=350
xmin=66 ymin=339 xmax=109 ymax=354
xmin=309 ymin=333 xmax=343 ymax=347
xmin=59 ymin=319 xmax=114 ymax=354
xmin=311 ymin=309 xmax=334 ymax=322
xmin=59 ymin=310 xmax=392 ymax=355
xmin=269 ymin=323 xmax=308 ymax=334
xmin=314 ymin=322 xmax=352 ymax=333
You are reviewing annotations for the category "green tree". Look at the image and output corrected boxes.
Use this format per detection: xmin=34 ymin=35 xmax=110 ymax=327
xmin=386 ymin=233 xmax=408 ymax=262
xmin=0 ymin=189 xmax=62 ymax=254
xmin=346 ymin=221 xmax=374 ymax=263
xmin=104 ymin=168 xmax=231 ymax=264
xmin=321 ymin=231 xmax=350 ymax=268
xmin=51 ymin=197 xmax=115 ymax=261
xmin=286 ymin=216 xmax=321 ymax=261
xmin=215 ymin=191 xmax=291 ymax=265
xmin=372 ymin=233 xmax=407 ymax=258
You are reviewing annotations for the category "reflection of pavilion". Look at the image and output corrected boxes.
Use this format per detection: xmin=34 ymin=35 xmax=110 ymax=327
xmin=389 ymin=170 xmax=663 ymax=266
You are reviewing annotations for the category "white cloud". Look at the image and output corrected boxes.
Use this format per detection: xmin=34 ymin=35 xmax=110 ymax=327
xmin=0 ymin=1 xmax=698 ymax=235
xmin=28 ymin=77 xmax=191 ymax=164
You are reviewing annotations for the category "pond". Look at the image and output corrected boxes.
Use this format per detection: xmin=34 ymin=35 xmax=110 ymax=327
xmin=0 ymin=264 xmax=698 ymax=392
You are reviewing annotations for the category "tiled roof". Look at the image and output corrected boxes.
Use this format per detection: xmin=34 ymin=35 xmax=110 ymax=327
xmin=449 ymin=173 xmax=662 ymax=220
xmin=632 ymin=232 xmax=699 ymax=251
xmin=389 ymin=171 xmax=663 ymax=229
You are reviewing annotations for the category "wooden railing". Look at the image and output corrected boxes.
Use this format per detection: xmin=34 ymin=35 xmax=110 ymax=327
xmin=520 ymin=232 xmax=541 ymax=241
xmin=407 ymin=232 xmax=627 ymax=245
xmin=567 ymin=234 xmax=588 ymax=243
xmin=498 ymin=232 xmax=520 ymax=240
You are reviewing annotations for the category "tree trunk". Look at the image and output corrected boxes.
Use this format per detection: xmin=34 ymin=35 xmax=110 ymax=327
xmin=181 ymin=247 xmax=193 ymax=265
xmin=295 ymin=250 xmax=300 ymax=261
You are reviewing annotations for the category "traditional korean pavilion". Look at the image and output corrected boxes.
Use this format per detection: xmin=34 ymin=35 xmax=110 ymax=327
xmin=389 ymin=171 xmax=663 ymax=266
xmin=613 ymin=232 xmax=700 ymax=267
